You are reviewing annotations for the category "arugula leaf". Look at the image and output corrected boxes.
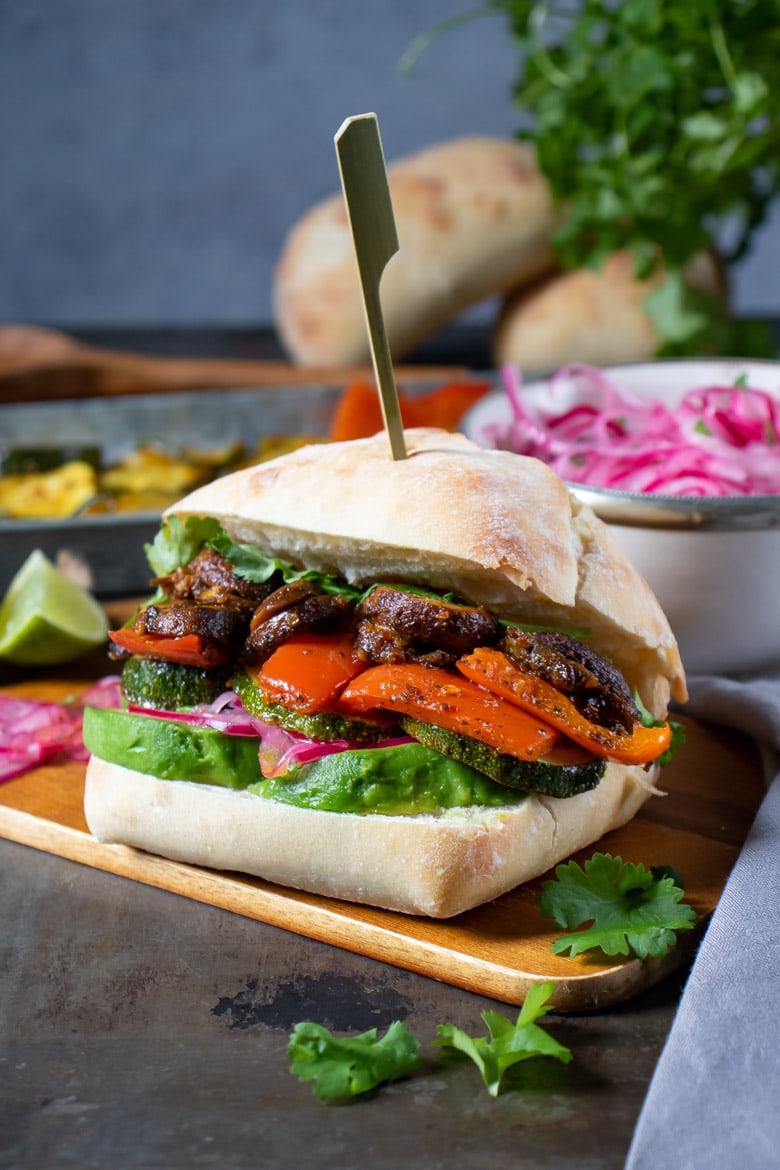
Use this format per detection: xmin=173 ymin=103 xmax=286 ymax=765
xmin=404 ymin=2 xmax=780 ymax=355
xmin=288 ymin=1020 xmax=420 ymax=1100
xmin=434 ymin=982 xmax=572 ymax=1097
xmin=537 ymin=852 xmax=697 ymax=960
xmin=656 ymin=719 xmax=686 ymax=767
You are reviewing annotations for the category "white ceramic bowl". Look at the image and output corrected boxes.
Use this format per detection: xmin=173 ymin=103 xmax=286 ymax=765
xmin=463 ymin=360 xmax=780 ymax=676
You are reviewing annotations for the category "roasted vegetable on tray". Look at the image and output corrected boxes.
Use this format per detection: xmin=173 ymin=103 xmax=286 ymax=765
xmin=0 ymin=436 xmax=320 ymax=520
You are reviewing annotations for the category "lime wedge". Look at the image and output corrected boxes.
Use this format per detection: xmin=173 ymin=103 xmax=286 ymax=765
xmin=0 ymin=549 xmax=108 ymax=666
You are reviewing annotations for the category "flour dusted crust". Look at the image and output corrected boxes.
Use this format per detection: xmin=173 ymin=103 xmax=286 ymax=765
xmin=84 ymin=756 xmax=655 ymax=919
xmin=273 ymin=136 xmax=557 ymax=366
xmin=171 ymin=428 xmax=685 ymax=710
xmin=493 ymin=249 xmax=725 ymax=370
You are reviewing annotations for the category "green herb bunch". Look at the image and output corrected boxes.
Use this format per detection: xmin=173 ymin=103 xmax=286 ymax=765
xmin=403 ymin=1 xmax=780 ymax=356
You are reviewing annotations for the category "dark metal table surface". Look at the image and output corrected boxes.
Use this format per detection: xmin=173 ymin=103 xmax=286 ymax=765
xmin=1 ymin=835 xmax=687 ymax=1170
xmin=1 ymin=326 xmax=693 ymax=1169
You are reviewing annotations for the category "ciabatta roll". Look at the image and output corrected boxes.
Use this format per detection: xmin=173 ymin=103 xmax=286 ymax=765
xmin=84 ymin=429 xmax=685 ymax=917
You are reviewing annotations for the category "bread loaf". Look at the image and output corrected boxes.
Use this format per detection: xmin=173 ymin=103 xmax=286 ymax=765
xmin=274 ymin=136 xmax=558 ymax=365
xmin=493 ymin=249 xmax=725 ymax=370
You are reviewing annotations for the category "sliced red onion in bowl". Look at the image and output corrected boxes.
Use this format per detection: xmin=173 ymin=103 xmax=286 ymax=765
xmin=486 ymin=364 xmax=780 ymax=497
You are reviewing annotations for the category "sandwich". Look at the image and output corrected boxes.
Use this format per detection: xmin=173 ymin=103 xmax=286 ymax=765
xmin=83 ymin=428 xmax=686 ymax=918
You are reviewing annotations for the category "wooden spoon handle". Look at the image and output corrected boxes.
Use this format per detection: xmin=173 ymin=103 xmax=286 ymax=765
xmin=0 ymin=323 xmax=466 ymax=403
xmin=0 ymin=353 xmax=466 ymax=403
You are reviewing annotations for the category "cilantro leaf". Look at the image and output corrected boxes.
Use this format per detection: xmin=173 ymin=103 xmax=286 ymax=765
xmin=537 ymin=853 xmax=697 ymax=961
xmin=633 ymin=691 xmax=685 ymax=766
xmin=206 ymin=531 xmax=286 ymax=585
xmin=143 ymin=516 xmax=364 ymax=599
xmin=643 ymin=272 xmax=712 ymax=348
xmin=144 ymin=515 xmax=224 ymax=577
xmin=288 ymin=1020 xmax=420 ymax=1100
xmin=434 ymin=982 xmax=572 ymax=1097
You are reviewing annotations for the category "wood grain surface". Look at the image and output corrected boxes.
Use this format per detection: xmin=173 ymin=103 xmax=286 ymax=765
xmin=0 ymin=667 xmax=764 ymax=1012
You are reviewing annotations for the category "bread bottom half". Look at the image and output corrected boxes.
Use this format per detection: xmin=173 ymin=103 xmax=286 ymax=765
xmin=84 ymin=757 xmax=654 ymax=918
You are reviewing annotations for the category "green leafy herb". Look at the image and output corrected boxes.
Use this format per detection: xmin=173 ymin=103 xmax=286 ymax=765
xmin=288 ymin=1019 xmax=421 ymax=1100
xmin=633 ymin=691 xmax=685 ymax=766
xmin=145 ymin=515 xmax=224 ymax=577
xmin=404 ymin=2 xmax=780 ymax=355
xmin=143 ymin=516 xmax=364 ymax=599
xmin=207 ymin=529 xmax=364 ymax=598
xmin=434 ymin=981 xmax=572 ymax=1097
xmin=537 ymin=852 xmax=697 ymax=960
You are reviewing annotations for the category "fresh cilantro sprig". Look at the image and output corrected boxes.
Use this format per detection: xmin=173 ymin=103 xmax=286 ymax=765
xmin=288 ymin=984 xmax=571 ymax=1101
xmin=287 ymin=1020 xmax=421 ymax=1101
xmin=434 ymin=981 xmax=572 ymax=1097
xmin=403 ymin=2 xmax=780 ymax=356
xmin=145 ymin=515 xmax=224 ymax=578
xmin=537 ymin=852 xmax=697 ymax=960
xmin=144 ymin=516 xmax=364 ymax=599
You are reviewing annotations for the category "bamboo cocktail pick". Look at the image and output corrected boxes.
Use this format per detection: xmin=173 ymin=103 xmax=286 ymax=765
xmin=335 ymin=113 xmax=407 ymax=460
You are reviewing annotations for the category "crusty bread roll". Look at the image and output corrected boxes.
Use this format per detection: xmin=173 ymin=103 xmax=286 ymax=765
xmin=85 ymin=756 xmax=653 ymax=919
xmin=84 ymin=428 xmax=685 ymax=918
xmin=493 ymin=249 xmax=725 ymax=370
xmin=274 ymin=136 xmax=557 ymax=366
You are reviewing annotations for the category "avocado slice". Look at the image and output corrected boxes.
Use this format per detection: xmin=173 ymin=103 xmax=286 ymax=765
xmin=83 ymin=706 xmax=264 ymax=789
xmin=250 ymin=741 xmax=527 ymax=815
xmin=82 ymin=705 xmax=527 ymax=815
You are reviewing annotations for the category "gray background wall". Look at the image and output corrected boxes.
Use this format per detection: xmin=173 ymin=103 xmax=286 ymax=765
xmin=1 ymin=0 xmax=777 ymax=331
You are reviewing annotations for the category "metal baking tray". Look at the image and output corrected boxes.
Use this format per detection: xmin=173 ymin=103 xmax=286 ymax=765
xmin=0 ymin=385 xmax=342 ymax=597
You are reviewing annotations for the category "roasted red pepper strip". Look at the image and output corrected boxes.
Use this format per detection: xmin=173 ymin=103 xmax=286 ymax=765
xmin=108 ymin=628 xmax=228 ymax=668
xmin=337 ymin=662 xmax=560 ymax=760
xmin=456 ymin=647 xmax=671 ymax=766
xmin=249 ymin=632 xmax=367 ymax=714
xmin=328 ymin=379 xmax=492 ymax=442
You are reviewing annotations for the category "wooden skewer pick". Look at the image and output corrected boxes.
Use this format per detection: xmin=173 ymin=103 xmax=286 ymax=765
xmin=335 ymin=113 xmax=407 ymax=460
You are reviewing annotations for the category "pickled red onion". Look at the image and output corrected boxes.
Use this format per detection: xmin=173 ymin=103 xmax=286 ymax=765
xmin=480 ymin=364 xmax=780 ymax=497
xmin=126 ymin=692 xmax=413 ymax=778
xmin=259 ymin=727 xmax=413 ymax=779
xmin=0 ymin=675 xmax=122 ymax=782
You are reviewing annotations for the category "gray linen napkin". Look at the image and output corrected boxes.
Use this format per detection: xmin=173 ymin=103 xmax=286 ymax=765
xmin=625 ymin=674 xmax=780 ymax=1170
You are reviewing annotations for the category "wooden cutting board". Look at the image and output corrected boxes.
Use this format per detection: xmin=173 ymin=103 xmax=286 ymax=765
xmin=0 ymin=669 xmax=764 ymax=1012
